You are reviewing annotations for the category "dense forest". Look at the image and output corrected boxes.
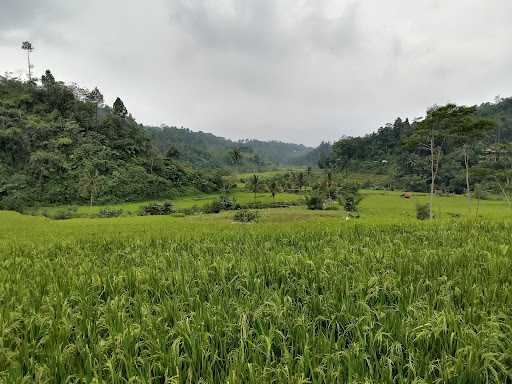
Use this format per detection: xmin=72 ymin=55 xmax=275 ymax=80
xmin=321 ymin=98 xmax=512 ymax=194
xmin=146 ymin=126 xmax=312 ymax=169
xmin=2 ymin=69 xmax=512 ymax=210
xmin=0 ymin=72 xmax=227 ymax=209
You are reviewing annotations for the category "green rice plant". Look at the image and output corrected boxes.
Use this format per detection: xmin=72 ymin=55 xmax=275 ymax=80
xmin=1 ymin=193 xmax=512 ymax=383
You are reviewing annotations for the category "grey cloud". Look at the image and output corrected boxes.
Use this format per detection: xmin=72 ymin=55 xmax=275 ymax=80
xmin=0 ymin=0 xmax=80 ymax=46
xmin=1 ymin=0 xmax=511 ymax=145
xmin=168 ymin=0 xmax=361 ymax=57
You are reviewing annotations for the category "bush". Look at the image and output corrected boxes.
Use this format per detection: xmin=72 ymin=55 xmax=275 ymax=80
xmin=305 ymin=194 xmax=324 ymax=210
xmin=98 ymin=208 xmax=124 ymax=218
xmin=141 ymin=201 xmax=174 ymax=216
xmin=203 ymin=197 xmax=239 ymax=214
xmin=338 ymin=183 xmax=363 ymax=212
xmin=416 ymin=203 xmax=430 ymax=220
xmin=233 ymin=209 xmax=259 ymax=223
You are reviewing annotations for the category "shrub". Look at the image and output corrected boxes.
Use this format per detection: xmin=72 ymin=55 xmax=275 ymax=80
xmin=233 ymin=209 xmax=259 ymax=223
xmin=141 ymin=201 xmax=174 ymax=216
xmin=98 ymin=208 xmax=124 ymax=218
xmin=305 ymin=194 xmax=324 ymax=210
xmin=416 ymin=203 xmax=430 ymax=220
xmin=203 ymin=197 xmax=239 ymax=214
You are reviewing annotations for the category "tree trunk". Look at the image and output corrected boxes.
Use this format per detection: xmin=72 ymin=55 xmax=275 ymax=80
xmin=430 ymin=137 xmax=435 ymax=220
xmin=95 ymin=105 xmax=99 ymax=129
xmin=464 ymin=145 xmax=471 ymax=210
xmin=27 ymin=51 xmax=32 ymax=81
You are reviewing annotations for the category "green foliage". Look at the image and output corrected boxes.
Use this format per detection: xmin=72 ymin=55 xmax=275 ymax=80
xmin=145 ymin=126 xmax=313 ymax=169
xmin=229 ymin=147 xmax=242 ymax=165
xmin=338 ymin=183 xmax=363 ymax=212
xmin=324 ymin=99 xmax=512 ymax=195
xmin=0 ymin=74 xmax=219 ymax=209
xmin=294 ymin=141 xmax=332 ymax=167
xmin=416 ymin=203 xmax=430 ymax=220
xmin=203 ymin=196 xmax=239 ymax=214
xmin=268 ymin=180 xmax=279 ymax=199
xmin=247 ymin=174 xmax=260 ymax=196
xmin=112 ymin=96 xmax=128 ymax=117
xmin=232 ymin=209 xmax=259 ymax=223
xmin=305 ymin=194 xmax=324 ymax=210
xmin=141 ymin=201 xmax=174 ymax=216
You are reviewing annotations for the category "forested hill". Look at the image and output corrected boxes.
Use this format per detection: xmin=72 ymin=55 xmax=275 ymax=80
xmin=291 ymin=141 xmax=333 ymax=167
xmin=145 ymin=126 xmax=312 ymax=168
xmin=0 ymin=73 xmax=226 ymax=209
xmin=320 ymin=97 xmax=512 ymax=194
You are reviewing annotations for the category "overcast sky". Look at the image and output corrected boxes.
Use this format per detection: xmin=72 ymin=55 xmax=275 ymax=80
xmin=1 ymin=0 xmax=511 ymax=146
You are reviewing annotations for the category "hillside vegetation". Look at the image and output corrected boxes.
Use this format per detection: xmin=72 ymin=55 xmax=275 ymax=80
xmin=0 ymin=73 xmax=229 ymax=209
xmin=315 ymin=98 xmax=512 ymax=194
xmin=146 ymin=125 xmax=312 ymax=169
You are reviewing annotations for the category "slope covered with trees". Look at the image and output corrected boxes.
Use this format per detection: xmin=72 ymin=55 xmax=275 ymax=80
xmin=0 ymin=72 xmax=224 ymax=209
xmin=321 ymin=98 xmax=512 ymax=196
xmin=292 ymin=141 xmax=333 ymax=168
xmin=146 ymin=126 xmax=313 ymax=169
xmin=145 ymin=126 xmax=264 ymax=169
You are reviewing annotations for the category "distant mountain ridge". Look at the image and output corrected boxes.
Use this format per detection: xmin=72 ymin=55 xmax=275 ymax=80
xmin=145 ymin=125 xmax=314 ymax=169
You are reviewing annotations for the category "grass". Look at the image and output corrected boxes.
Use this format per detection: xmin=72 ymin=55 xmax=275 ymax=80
xmin=1 ymin=191 xmax=512 ymax=382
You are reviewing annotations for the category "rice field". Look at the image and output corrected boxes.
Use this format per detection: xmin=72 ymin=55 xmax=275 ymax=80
xmin=1 ymin=192 xmax=512 ymax=382
xmin=31 ymin=192 xmax=303 ymax=217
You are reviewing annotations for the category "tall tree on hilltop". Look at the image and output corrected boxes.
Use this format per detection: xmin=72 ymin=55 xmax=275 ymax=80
xmin=87 ymin=87 xmax=104 ymax=128
xmin=41 ymin=70 xmax=55 ymax=89
xmin=113 ymin=97 xmax=128 ymax=118
xmin=21 ymin=41 xmax=34 ymax=82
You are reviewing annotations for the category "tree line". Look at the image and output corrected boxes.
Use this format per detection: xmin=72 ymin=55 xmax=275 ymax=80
xmin=0 ymin=71 xmax=225 ymax=209
xmin=321 ymin=100 xmax=512 ymax=217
